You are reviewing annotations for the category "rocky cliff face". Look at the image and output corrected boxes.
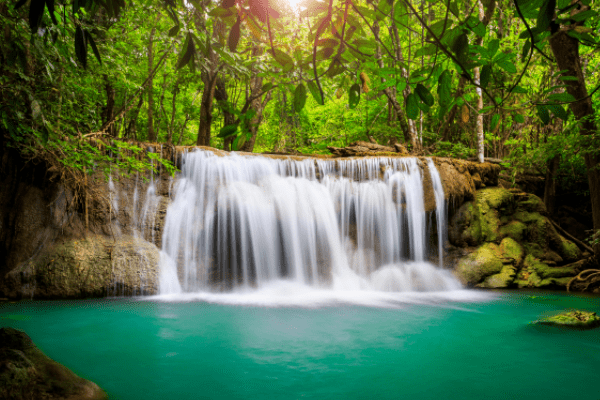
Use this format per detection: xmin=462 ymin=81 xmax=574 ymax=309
xmin=448 ymin=187 xmax=591 ymax=290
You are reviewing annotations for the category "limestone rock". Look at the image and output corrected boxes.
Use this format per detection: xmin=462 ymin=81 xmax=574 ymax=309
xmin=455 ymin=243 xmax=504 ymax=286
xmin=0 ymin=328 xmax=107 ymax=400
xmin=0 ymin=235 xmax=160 ymax=299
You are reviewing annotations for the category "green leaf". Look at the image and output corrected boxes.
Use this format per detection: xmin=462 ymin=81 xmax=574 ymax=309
xmin=490 ymin=114 xmax=500 ymax=131
xmin=74 ymin=25 xmax=87 ymax=69
xmin=168 ymin=25 xmax=180 ymax=37
xmin=548 ymin=92 xmax=576 ymax=102
xmin=232 ymin=134 xmax=246 ymax=151
xmin=537 ymin=0 xmax=556 ymax=32
xmin=571 ymin=9 xmax=596 ymax=21
xmin=514 ymin=113 xmax=525 ymax=123
xmin=497 ymin=59 xmax=517 ymax=73
xmin=451 ymin=32 xmax=469 ymax=65
xmin=415 ymin=83 xmax=434 ymax=107
xmin=293 ymin=84 xmax=307 ymax=112
xmin=536 ymin=104 xmax=550 ymax=125
xmin=558 ymin=76 xmax=579 ymax=81
xmin=228 ymin=18 xmax=241 ymax=52
xmin=261 ymin=82 xmax=273 ymax=93
xmin=480 ymin=65 xmax=491 ymax=89
xmin=307 ymin=81 xmax=324 ymax=105
xmin=349 ymin=83 xmax=361 ymax=109
xmin=176 ymin=33 xmax=195 ymax=70
xmin=84 ymin=30 xmax=101 ymax=65
xmin=273 ymin=49 xmax=295 ymax=72
xmin=437 ymin=70 xmax=452 ymax=108
xmin=406 ymin=93 xmax=419 ymax=120
xmin=547 ymin=103 xmax=567 ymax=119
xmin=487 ymin=39 xmax=500 ymax=57
xmin=510 ymin=86 xmax=528 ymax=94
xmin=218 ymin=124 xmax=238 ymax=138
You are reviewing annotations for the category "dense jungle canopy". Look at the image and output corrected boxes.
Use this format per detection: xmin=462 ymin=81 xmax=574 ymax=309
xmin=0 ymin=0 xmax=599 ymax=251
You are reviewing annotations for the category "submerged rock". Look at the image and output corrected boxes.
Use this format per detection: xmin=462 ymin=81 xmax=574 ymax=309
xmin=534 ymin=311 xmax=600 ymax=329
xmin=0 ymin=327 xmax=106 ymax=400
xmin=0 ymin=235 xmax=160 ymax=299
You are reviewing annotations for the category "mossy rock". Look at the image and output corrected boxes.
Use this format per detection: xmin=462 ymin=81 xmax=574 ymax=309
xmin=499 ymin=221 xmax=527 ymax=242
xmin=449 ymin=188 xmax=515 ymax=247
xmin=0 ymin=328 xmax=107 ymax=399
xmin=534 ymin=311 xmax=600 ymax=329
xmin=517 ymin=193 xmax=547 ymax=214
xmin=455 ymin=243 xmax=505 ymax=286
xmin=498 ymin=237 xmax=524 ymax=265
xmin=478 ymin=265 xmax=517 ymax=288
xmin=515 ymin=255 xmax=578 ymax=288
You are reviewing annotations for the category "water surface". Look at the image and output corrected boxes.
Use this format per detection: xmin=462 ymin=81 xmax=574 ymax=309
xmin=1 ymin=291 xmax=599 ymax=400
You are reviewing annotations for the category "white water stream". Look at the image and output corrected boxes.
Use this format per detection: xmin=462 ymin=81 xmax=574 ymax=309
xmin=157 ymin=150 xmax=461 ymax=297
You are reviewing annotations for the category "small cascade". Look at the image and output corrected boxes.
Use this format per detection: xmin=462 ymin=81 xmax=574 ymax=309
xmin=159 ymin=150 xmax=460 ymax=295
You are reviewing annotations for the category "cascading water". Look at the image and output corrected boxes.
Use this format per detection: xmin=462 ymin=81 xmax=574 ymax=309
xmin=158 ymin=149 xmax=461 ymax=297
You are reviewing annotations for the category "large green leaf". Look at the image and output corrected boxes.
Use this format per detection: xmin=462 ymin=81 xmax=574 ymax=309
xmin=349 ymin=83 xmax=361 ymax=109
xmin=294 ymin=84 xmax=307 ymax=112
xmin=437 ymin=70 xmax=452 ymax=108
xmin=228 ymin=18 xmax=241 ymax=52
xmin=537 ymin=0 xmax=556 ymax=32
xmin=536 ymin=104 xmax=550 ymax=125
xmin=415 ymin=84 xmax=434 ymax=107
xmin=406 ymin=93 xmax=419 ymax=120
xmin=547 ymin=103 xmax=568 ymax=119
xmin=490 ymin=114 xmax=500 ymax=131
xmin=487 ymin=39 xmax=500 ymax=57
xmin=548 ymin=92 xmax=576 ymax=102
xmin=307 ymin=81 xmax=324 ymax=105
xmin=273 ymin=50 xmax=295 ymax=72
xmin=497 ymin=59 xmax=517 ymax=73
xmin=480 ymin=65 xmax=491 ymax=89
xmin=74 ymin=25 xmax=87 ymax=68
xmin=218 ymin=124 xmax=239 ymax=138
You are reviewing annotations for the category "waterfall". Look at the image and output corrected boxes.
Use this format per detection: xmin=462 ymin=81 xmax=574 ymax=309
xmin=159 ymin=150 xmax=460 ymax=295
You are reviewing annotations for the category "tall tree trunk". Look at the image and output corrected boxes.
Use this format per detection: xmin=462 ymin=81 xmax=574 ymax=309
xmin=240 ymin=53 xmax=272 ymax=152
xmin=147 ymin=24 xmax=157 ymax=142
xmin=102 ymin=74 xmax=116 ymax=137
xmin=549 ymin=30 xmax=600 ymax=254
xmin=126 ymin=96 xmax=144 ymax=140
xmin=474 ymin=0 xmax=496 ymax=163
xmin=544 ymin=154 xmax=560 ymax=217
xmin=197 ymin=68 xmax=219 ymax=146
xmin=166 ymin=80 xmax=179 ymax=144
xmin=215 ymin=77 xmax=236 ymax=150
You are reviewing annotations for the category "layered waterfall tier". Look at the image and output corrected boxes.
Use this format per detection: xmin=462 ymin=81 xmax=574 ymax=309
xmin=159 ymin=150 xmax=460 ymax=294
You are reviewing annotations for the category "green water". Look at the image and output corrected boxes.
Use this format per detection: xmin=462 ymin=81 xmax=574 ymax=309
xmin=1 ymin=291 xmax=599 ymax=400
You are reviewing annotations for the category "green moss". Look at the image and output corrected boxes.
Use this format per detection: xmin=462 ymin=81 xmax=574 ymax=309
xmin=557 ymin=236 xmax=581 ymax=262
xmin=499 ymin=237 xmax=524 ymax=265
xmin=455 ymin=243 xmax=504 ymax=286
xmin=499 ymin=221 xmax=527 ymax=242
xmin=517 ymin=194 xmax=547 ymax=214
xmin=478 ymin=265 xmax=516 ymax=288
xmin=476 ymin=187 xmax=514 ymax=209
xmin=535 ymin=311 xmax=600 ymax=329
xmin=538 ymin=277 xmax=573 ymax=288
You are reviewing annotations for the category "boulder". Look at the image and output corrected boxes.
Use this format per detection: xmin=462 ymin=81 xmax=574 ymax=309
xmin=0 ymin=327 xmax=107 ymax=400
xmin=450 ymin=187 xmax=583 ymax=288
xmin=0 ymin=235 xmax=160 ymax=299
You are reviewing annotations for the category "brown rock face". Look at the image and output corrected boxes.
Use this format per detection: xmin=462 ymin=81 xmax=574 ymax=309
xmin=0 ymin=327 xmax=107 ymax=400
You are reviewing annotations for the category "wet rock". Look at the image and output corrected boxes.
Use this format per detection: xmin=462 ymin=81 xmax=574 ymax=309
xmin=0 ymin=327 xmax=107 ymax=400
xmin=0 ymin=235 xmax=160 ymax=299
xmin=534 ymin=311 xmax=600 ymax=329
xmin=450 ymin=188 xmax=583 ymax=289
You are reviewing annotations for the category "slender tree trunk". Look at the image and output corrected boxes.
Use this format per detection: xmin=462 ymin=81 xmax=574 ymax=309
xmin=549 ymin=30 xmax=600 ymax=254
xmin=126 ymin=96 xmax=144 ymax=140
xmin=240 ymin=51 xmax=272 ymax=152
xmin=147 ymin=24 xmax=157 ymax=142
xmin=215 ymin=78 xmax=236 ymax=151
xmin=544 ymin=155 xmax=560 ymax=216
xmin=474 ymin=0 xmax=496 ymax=163
xmin=102 ymin=74 xmax=116 ymax=137
xmin=166 ymin=80 xmax=179 ymax=144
